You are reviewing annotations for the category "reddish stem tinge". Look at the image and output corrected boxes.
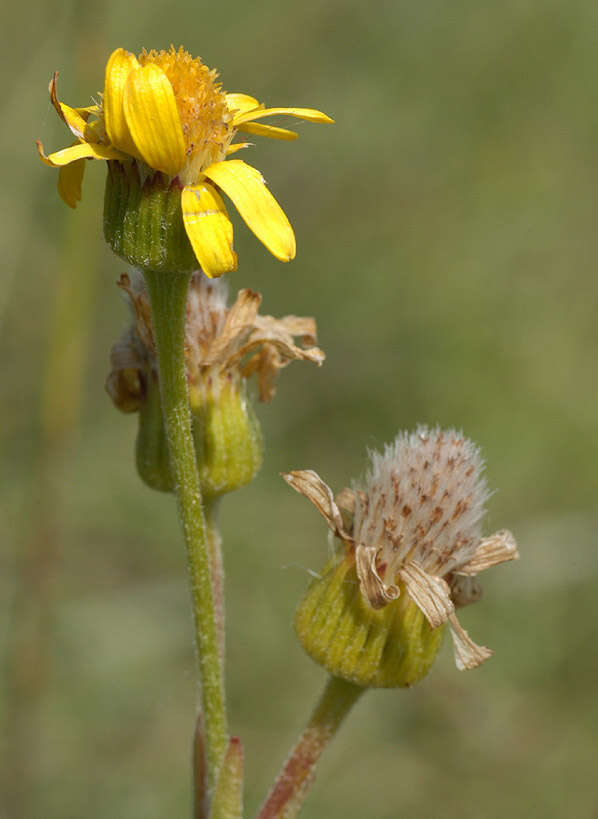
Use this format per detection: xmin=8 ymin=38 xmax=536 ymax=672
xmin=257 ymin=676 xmax=364 ymax=819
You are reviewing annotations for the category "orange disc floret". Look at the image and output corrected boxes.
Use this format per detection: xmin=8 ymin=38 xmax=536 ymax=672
xmin=138 ymin=46 xmax=233 ymax=171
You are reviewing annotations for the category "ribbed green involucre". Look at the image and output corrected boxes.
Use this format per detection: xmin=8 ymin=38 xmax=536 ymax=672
xmin=104 ymin=161 xmax=196 ymax=274
xmin=190 ymin=379 xmax=263 ymax=497
xmin=135 ymin=372 xmax=263 ymax=497
xmin=295 ymin=556 xmax=445 ymax=688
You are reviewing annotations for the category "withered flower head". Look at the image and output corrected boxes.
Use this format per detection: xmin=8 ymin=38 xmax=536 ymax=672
xmin=107 ymin=270 xmax=324 ymax=407
xmin=107 ymin=270 xmax=324 ymax=496
xmin=286 ymin=426 xmax=519 ymax=683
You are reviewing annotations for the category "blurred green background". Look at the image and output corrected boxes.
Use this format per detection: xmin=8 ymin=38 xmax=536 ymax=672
xmin=2 ymin=0 xmax=597 ymax=816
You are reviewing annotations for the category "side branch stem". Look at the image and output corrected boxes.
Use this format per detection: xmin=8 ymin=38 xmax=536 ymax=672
xmin=143 ymin=269 xmax=228 ymax=795
xmin=257 ymin=675 xmax=364 ymax=819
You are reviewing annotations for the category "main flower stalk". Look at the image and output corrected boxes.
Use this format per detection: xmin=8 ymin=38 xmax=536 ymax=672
xmin=142 ymin=268 xmax=227 ymax=793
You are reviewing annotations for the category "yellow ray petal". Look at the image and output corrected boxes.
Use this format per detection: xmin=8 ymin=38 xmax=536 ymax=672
xmin=181 ymin=182 xmax=238 ymax=278
xmin=233 ymin=106 xmax=334 ymax=127
xmin=49 ymin=74 xmax=93 ymax=140
xmin=76 ymin=104 xmax=101 ymax=117
xmin=225 ymin=93 xmax=263 ymax=116
xmin=83 ymin=119 xmax=104 ymax=143
xmin=203 ymin=160 xmax=295 ymax=262
xmin=48 ymin=73 xmax=64 ymax=119
xmin=103 ymin=48 xmax=140 ymax=154
xmin=123 ymin=63 xmax=186 ymax=176
xmin=237 ymin=122 xmax=298 ymax=141
xmin=36 ymin=139 xmax=126 ymax=166
xmin=226 ymin=142 xmax=251 ymax=155
xmin=61 ymin=104 xmax=94 ymax=140
xmin=57 ymin=158 xmax=85 ymax=208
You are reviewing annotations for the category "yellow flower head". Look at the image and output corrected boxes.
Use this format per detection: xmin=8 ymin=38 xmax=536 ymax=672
xmin=37 ymin=46 xmax=333 ymax=277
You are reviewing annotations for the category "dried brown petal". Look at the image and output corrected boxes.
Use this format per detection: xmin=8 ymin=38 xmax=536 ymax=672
xmin=255 ymin=313 xmax=318 ymax=347
xmin=335 ymin=487 xmax=363 ymax=533
xmin=112 ymin=272 xmax=324 ymax=404
xmin=202 ymin=288 xmax=261 ymax=366
xmin=355 ymin=543 xmax=399 ymax=609
xmin=457 ymin=529 xmax=519 ymax=575
xmin=235 ymin=323 xmax=324 ymax=402
xmin=282 ymin=469 xmax=349 ymax=539
xmin=335 ymin=487 xmax=357 ymax=517
xmin=448 ymin=613 xmax=493 ymax=670
xmin=117 ymin=273 xmax=155 ymax=352
xmin=398 ymin=562 xmax=454 ymax=628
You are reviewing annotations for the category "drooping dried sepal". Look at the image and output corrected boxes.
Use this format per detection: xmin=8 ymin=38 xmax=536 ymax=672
xmin=104 ymin=160 xmax=197 ymax=274
xmin=295 ymin=556 xmax=446 ymax=688
xmin=195 ymin=286 xmax=325 ymax=403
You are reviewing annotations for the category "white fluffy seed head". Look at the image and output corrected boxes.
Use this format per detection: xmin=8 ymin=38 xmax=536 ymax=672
xmin=353 ymin=426 xmax=490 ymax=580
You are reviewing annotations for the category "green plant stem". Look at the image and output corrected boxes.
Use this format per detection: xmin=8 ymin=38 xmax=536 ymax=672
xmin=143 ymin=269 xmax=228 ymax=795
xmin=193 ymin=712 xmax=208 ymax=819
xmin=205 ymin=496 xmax=225 ymax=664
xmin=257 ymin=675 xmax=365 ymax=819
xmin=193 ymin=499 xmax=225 ymax=818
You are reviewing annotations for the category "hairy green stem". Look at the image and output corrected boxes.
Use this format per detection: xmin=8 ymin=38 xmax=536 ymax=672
xmin=205 ymin=496 xmax=225 ymax=665
xmin=193 ymin=712 xmax=208 ymax=819
xmin=143 ymin=269 xmax=227 ymax=794
xmin=194 ymin=498 xmax=225 ymax=817
xmin=257 ymin=676 xmax=364 ymax=819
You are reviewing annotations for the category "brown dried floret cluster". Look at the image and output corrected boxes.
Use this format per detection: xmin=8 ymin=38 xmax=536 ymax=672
xmin=106 ymin=271 xmax=325 ymax=411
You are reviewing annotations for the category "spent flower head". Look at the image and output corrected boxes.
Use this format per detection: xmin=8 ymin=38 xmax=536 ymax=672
xmin=107 ymin=270 xmax=324 ymax=404
xmin=37 ymin=46 xmax=333 ymax=276
xmin=286 ymin=426 xmax=519 ymax=686
xmin=107 ymin=271 xmax=324 ymax=494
